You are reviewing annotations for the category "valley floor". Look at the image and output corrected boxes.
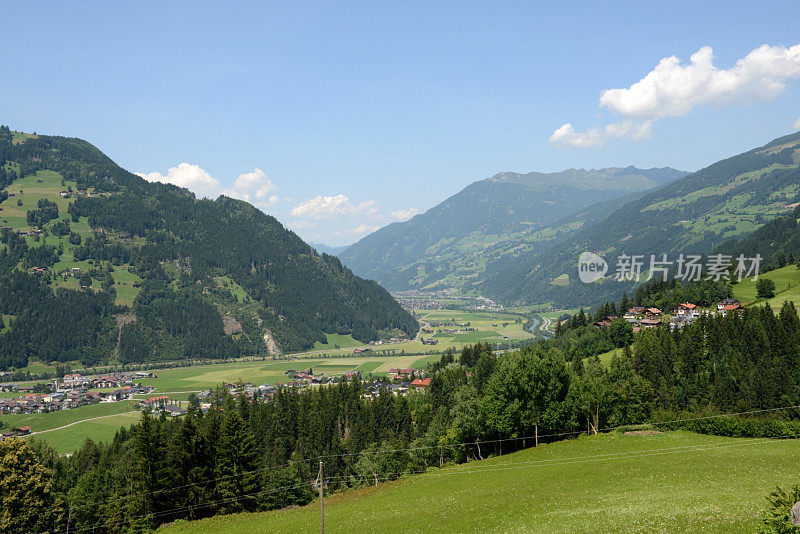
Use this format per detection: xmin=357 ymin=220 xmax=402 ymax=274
xmin=158 ymin=431 xmax=799 ymax=533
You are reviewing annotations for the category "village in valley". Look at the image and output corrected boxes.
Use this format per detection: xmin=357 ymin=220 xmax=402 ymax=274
xmin=0 ymin=360 xmax=440 ymax=441
xmin=0 ymin=371 xmax=158 ymax=434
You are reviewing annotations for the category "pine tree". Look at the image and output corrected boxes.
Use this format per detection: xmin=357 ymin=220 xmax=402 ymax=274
xmin=215 ymin=411 xmax=261 ymax=514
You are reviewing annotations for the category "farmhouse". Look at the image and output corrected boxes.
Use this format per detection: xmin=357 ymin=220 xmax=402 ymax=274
xmin=90 ymin=376 xmax=118 ymax=389
xmin=391 ymin=368 xmax=415 ymax=378
xmin=717 ymin=299 xmax=742 ymax=316
xmin=670 ymin=315 xmax=696 ymax=330
xmin=164 ymin=404 xmax=186 ymax=416
xmin=411 ymin=378 xmax=432 ymax=389
xmin=673 ymin=303 xmax=700 ymax=317
xmin=594 ymin=316 xmax=618 ymax=329
xmin=718 ymin=303 xmax=742 ymax=316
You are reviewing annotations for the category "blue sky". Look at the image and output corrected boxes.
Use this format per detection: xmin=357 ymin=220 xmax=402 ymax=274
xmin=3 ymin=1 xmax=800 ymax=245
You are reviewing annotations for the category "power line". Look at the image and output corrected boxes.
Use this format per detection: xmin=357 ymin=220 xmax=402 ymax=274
xmin=65 ymin=403 xmax=800 ymax=511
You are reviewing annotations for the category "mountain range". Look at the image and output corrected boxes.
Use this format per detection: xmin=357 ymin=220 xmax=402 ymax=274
xmin=339 ymin=166 xmax=688 ymax=292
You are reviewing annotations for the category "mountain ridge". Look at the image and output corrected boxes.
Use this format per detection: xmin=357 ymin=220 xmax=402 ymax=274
xmin=339 ymin=166 xmax=688 ymax=291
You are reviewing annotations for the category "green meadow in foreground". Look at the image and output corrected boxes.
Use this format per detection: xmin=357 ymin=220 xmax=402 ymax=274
xmin=159 ymin=431 xmax=800 ymax=534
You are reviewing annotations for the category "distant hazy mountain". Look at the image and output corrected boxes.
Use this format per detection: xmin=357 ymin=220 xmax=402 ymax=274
xmin=482 ymin=131 xmax=800 ymax=307
xmin=310 ymin=243 xmax=350 ymax=256
xmin=339 ymin=166 xmax=688 ymax=291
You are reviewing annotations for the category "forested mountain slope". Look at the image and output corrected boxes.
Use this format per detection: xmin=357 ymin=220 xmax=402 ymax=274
xmin=0 ymin=126 xmax=417 ymax=369
xmin=481 ymin=131 xmax=800 ymax=307
xmin=339 ymin=167 xmax=686 ymax=291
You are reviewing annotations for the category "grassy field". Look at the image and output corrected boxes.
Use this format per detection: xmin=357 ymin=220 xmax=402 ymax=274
xmin=0 ymin=401 xmax=141 ymax=454
xmin=27 ymin=411 xmax=142 ymax=454
xmin=158 ymin=431 xmax=800 ymax=533
xmin=289 ymin=308 xmax=534 ymax=360
xmin=2 ymin=401 xmax=136 ymax=432
xmin=588 ymin=346 xmax=626 ymax=367
xmin=313 ymin=333 xmax=361 ymax=350
xmin=733 ymin=265 xmax=800 ymax=308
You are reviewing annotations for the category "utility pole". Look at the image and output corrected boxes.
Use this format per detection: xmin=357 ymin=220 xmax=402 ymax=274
xmin=318 ymin=460 xmax=324 ymax=534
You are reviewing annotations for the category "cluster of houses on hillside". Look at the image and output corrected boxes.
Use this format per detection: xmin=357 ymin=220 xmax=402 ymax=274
xmin=0 ymin=372 xmax=156 ymax=415
xmin=594 ymin=299 xmax=743 ymax=332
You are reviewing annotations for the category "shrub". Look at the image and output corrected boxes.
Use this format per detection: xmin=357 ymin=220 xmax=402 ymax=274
xmin=760 ymin=484 xmax=800 ymax=533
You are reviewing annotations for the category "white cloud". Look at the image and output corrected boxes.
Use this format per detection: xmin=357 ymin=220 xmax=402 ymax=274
xmin=390 ymin=207 xmax=421 ymax=221
xmin=550 ymin=120 xmax=653 ymax=149
xmin=135 ymin=163 xmax=221 ymax=198
xmin=552 ymin=44 xmax=800 ymax=149
xmin=794 ymin=116 xmax=800 ymax=129
xmin=290 ymin=194 xmax=379 ymax=220
xmin=231 ymin=168 xmax=276 ymax=200
xmin=335 ymin=224 xmax=381 ymax=237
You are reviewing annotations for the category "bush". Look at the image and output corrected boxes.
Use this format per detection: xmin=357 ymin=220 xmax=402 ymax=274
xmin=760 ymin=484 xmax=800 ymax=533
xmin=757 ymin=278 xmax=777 ymax=299
xmin=652 ymin=413 xmax=800 ymax=439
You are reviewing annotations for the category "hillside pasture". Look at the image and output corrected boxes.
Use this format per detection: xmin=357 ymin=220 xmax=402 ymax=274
xmin=0 ymin=169 xmax=140 ymax=305
xmin=733 ymin=265 xmax=800 ymax=308
xmin=158 ymin=431 xmax=800 ymax=533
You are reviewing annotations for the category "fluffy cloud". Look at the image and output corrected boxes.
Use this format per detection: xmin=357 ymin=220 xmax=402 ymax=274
xmin=552 ymin=44 xmax=800 ymax=149
xmin=290 ymin=194 xmax=379 ymax=220
xmin=223 ymin=168 xmax=280 ymax=210
xmin=794 ymin=116 xmax=800 ymax=129
xmin=136 ymin=163 xmax=281 ymax=210
xmin=135 ymin=163 xmax=221 ymax=198
xmin=231 ymin=168 xmax=276 ymax=200
xmin=390 ymin=207 xmax=421 ymax=222
xmin=550 ymin=120 xmax=653 ymax=149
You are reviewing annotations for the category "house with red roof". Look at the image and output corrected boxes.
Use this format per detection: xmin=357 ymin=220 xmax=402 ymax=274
xmin=410 ymin=378 xmax=431 ymax=389
xmin=673 ymin=303 xmax=700 ymax=317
